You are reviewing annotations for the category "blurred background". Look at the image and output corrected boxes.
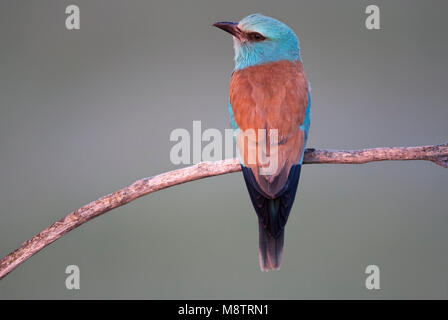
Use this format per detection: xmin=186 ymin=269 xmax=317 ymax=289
xmin=0 ymin=0 xmax=447 ymax=299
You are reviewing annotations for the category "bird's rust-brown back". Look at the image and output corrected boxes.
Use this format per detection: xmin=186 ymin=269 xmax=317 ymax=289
xmin=230 ymin=60 xmax=309 ymax=197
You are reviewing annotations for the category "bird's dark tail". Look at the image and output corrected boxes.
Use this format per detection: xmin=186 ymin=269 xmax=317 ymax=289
xmin=242 ymin=165 xmax=302 ymax=271
xmin=258 ymin=216 xmax=284 ymax=271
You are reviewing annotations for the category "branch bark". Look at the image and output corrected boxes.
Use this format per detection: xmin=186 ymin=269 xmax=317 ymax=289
xmin=0 ymin=143 xmax=447 ymax=280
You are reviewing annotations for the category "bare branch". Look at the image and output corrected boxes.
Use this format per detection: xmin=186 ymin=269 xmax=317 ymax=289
xmin=0 ymin=142 xmax=446 ymax=280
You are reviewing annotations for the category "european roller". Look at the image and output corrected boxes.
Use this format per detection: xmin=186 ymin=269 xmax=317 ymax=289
xmin=214 ymin=14 xmax=310 ymax=271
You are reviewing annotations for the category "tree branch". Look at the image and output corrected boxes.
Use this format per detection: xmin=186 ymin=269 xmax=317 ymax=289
xmin=0 ymin=143 xmax=447 ymax=280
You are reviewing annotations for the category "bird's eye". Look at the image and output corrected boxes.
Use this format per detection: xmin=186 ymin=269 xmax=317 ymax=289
xmin=247 ymin=32 xmax=266 ymax=42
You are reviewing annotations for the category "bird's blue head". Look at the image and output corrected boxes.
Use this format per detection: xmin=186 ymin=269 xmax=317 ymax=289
xmin=213 ymin=14 xmax=301 ymax=70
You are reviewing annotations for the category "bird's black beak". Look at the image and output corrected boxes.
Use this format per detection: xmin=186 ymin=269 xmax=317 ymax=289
xmin=213 ymin=21 xmax=243 ymax=40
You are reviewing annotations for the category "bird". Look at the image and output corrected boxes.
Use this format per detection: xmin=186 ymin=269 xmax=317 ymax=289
xmin=213 ymin=14 xmax=310 ymax=271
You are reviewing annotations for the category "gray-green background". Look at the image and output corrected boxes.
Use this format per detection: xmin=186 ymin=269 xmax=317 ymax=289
xmin=1 ymin=0 xmax=447 ymax=299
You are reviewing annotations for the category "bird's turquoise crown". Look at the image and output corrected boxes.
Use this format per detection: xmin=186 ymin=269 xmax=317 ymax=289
xmin=233 ymin=14 xmax=301 ymax=70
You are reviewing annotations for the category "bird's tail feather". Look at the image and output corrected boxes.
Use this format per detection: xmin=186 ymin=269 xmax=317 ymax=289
xmin=242 ymin=165 xmax=302 ymax=271
xmin=258 ymin=218 xmax=284 ymax=271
